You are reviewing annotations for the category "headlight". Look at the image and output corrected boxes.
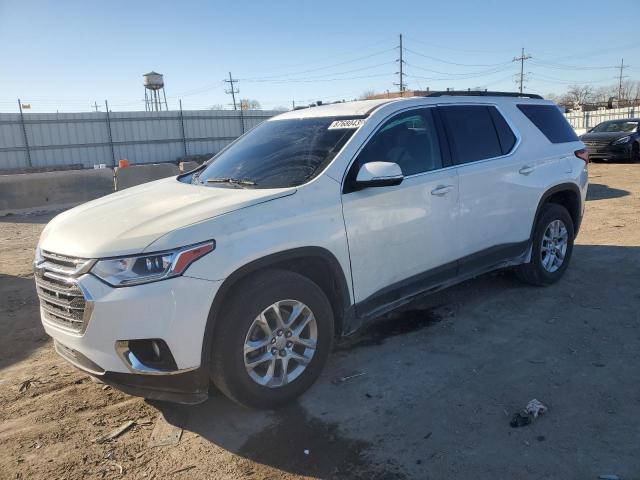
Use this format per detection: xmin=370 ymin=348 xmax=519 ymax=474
xmin=91 ymin=241 xmax=215 ymax=287
xmin=612 ymin=135 xmax=631 ymax=145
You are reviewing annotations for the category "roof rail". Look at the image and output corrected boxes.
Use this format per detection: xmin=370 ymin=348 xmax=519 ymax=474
xmin=424 ymin=91 xmax=543 ymax=99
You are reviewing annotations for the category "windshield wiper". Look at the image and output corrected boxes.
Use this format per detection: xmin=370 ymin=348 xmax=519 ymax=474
xmin=206 ymin=177 xmax=257 ymax=187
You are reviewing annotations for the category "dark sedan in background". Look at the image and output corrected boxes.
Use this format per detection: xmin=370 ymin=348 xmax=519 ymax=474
xmin=580 ymin=118 xmax=640 ymax=162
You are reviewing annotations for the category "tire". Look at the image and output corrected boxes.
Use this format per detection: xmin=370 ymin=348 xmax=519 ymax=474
xmin=210 ymin=269 xmax=334 ymax=409
xmin=515 ymin=203 xmax=575 ymax=286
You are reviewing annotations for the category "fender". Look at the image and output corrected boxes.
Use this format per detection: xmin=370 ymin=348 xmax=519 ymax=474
xmin=530 ymin=182 xmax=583 ymax=239
xmin=199 ymin=247 xmax=352 ymax=368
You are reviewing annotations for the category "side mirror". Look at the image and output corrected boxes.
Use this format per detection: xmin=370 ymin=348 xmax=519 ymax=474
xmin=355 ymin=161 xmax=404 ymax=188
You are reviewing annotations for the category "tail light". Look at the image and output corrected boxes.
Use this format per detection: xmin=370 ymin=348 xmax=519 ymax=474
xmin=575 ymin=148 xmax=589 ymax=163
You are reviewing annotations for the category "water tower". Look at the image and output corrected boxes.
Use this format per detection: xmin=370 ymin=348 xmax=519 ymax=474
xmin=143 ymin=71 xmax=168 ymax=111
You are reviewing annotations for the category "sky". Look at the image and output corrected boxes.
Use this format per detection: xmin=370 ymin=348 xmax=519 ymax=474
xmin=0 ymin=0 xmax=638 ymax=112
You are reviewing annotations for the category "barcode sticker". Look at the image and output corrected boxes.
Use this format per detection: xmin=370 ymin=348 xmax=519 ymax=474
xmin=328 ymin=119 xmax=366 ymax=129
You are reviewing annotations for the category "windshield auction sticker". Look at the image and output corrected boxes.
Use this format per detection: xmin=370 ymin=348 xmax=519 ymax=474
xmin=328 ymin=119 xmax=366 ymax=129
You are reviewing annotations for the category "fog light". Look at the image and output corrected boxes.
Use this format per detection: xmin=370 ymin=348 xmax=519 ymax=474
xmin=117 ymin=339 xmax=178 ymax=373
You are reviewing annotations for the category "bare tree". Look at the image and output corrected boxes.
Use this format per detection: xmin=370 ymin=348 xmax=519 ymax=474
xmin=562 ymin=85 xmax=595 ymax=106
xmin=358 ymin=90 xmax=376 ymax=100
xmin=240 ymin=99 xmax=261 ymax=110
xmin=619 ymin=79 xmax=640 ymax=102
xmin=545 ymin=92 xmax=562 ymax=104
xmin=209 ymin=104 xmax=225 ymax=110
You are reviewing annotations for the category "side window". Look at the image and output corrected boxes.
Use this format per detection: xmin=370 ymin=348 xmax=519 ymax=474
xmin=488 ymin=106 xmax=517 ymax=154
xmin=517 ymin=104 xmax=578 ymax=144
xmin=440 ymin=106 xmax=502 ymax=164
xmin=354 ymin=108 xmax=443 ymax=176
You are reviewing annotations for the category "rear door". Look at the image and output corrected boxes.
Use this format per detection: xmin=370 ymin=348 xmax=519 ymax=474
xmin=439 ymin=104 xmax=538 ymax=272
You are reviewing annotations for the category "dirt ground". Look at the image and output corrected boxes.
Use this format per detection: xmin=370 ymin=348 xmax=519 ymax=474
xmin=1 ymin=163 xmax=639 ymax=480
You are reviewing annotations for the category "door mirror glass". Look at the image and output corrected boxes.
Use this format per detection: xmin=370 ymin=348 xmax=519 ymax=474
xmin=355 ymin=161 xmax=403 ymax=188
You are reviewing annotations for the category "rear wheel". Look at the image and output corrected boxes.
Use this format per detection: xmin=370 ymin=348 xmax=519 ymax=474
xmin=210 ymin=269 xmax=334 ymax=408
xmin=515 ymin=203 xmax=574 ymax=286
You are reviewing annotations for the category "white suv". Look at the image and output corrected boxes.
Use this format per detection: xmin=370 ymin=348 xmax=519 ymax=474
xmin=35 ymin=92 xmax=588 ymax=408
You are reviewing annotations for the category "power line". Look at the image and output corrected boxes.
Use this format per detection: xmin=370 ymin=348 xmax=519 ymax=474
xmin=513 ymin=48 xmax=532 ymax=94
xmin=403 ymin=35 xmax=515 ymax=54
xmin=239 ymin=48 xmax=396 ymax=81
xmin=404 ymin=47 xmax=512 ymax=67
xmin=242 ymin=61 xmax=395 ymax=83
xmin=530 ymin=59 xmax=617 ymax=71
xmin=403 ymin=61 xmax=512 ymax=77
xmin=224 ymin=72 xmax=239 ymax=110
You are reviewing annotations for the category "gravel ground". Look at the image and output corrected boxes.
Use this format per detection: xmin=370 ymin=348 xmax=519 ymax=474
xmin=1 ymin=163 xmax=639 ymax=480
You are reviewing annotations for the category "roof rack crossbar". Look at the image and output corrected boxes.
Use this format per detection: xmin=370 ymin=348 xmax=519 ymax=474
xmin=424 ymin=91 xmax=543 ymax=99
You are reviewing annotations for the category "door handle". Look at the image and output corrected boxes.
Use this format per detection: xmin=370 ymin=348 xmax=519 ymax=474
xmin=519 ymin=165 xmax=535 ymax=175
xmin=431 ymin=185 xmax=453 ymax=196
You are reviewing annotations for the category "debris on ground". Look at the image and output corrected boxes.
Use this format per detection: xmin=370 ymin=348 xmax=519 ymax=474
xmin=18 ymin=379 xmax=34 ymax=393
xmin=526 ymin=399 xmax=547 ymax=418
xmin=95 ymin=420 xmax=136 ymax=444
xmin=148 ymin=415 xmax=183 ymax=447
xmin=331 ymin=371 xmax=366 ymax=384
xmin=304 ymin=449 xmax=310 ymax=455
xmin=510 ymin=399 xmax=548 ymax=428
xmin=169 ymin=465 xmax=195 ymax=475
xmin=598 ymin=475 xmax=621 ymax=480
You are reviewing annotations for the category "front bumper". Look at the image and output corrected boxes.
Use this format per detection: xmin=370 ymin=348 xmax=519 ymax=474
xmin=40 ymin=274 xmax=221 ymax=403
xmin=585 ymin=144 xmax=632 ymax=161
xmin=54 ymin=340 xmax=210 ymax=403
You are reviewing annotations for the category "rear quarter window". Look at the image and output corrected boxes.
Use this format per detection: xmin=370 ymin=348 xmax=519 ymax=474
xmin=517 ymin=104 xmax=578 ymax=144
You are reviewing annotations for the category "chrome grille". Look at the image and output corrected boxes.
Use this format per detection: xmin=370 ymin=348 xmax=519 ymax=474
xmin=583 ymin=139 xmax=611 ymax=149
xmin=34 ymin=250 xmax=95 ymax=334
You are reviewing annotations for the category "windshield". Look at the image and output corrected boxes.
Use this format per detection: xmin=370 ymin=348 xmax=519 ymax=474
xmin=194 ymin=117 xmax=361 ymax=189
xmin=591 ymin=121 xmax=639 ymax=133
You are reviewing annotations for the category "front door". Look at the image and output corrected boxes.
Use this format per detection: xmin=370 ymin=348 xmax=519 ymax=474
xmin=341 ymin=107 xmax=460 ymax=316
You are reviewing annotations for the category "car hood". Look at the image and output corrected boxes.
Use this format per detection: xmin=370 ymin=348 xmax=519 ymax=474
xmin=580 ymin=131 xmax=631 ymax=142
xmin=39 ymin=177 xmax=296 ymax=258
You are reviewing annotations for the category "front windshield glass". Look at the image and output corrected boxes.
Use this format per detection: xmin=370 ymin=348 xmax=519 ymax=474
xmin=195 ymin=117 xmax=361 ymax=189
xmin=591 ymin=121 xmax=639 ymax=133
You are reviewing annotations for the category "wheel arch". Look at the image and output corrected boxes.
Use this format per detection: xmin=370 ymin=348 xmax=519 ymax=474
xmin=200 ymin=247 xmax=352 ymax=368
xmin=531 ymin=183 xmax=582 ymax=239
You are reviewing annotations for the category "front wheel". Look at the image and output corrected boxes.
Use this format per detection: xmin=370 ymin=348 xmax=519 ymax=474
xmin=210 ymin=269 xmax=334 ymax=408
xmin=515 ymin=203 xmax=575 ymax=286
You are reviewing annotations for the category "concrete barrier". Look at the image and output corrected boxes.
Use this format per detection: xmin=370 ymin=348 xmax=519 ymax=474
xmin=0 ymin=169 xmax=114 ymax=215
xmin=179 ymin=161 xmax=201 ymax=173
xmin=115 ymin=163 xmax=180 ymax=191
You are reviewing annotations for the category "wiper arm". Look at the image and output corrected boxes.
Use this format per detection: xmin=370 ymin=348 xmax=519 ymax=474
xmin=206 ymin=177 xmax=257 ymax=187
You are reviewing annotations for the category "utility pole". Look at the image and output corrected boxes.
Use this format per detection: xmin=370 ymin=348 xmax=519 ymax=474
xmin=92 ymin=101 xmax=100 ymax=112
xmin=617 ymin=58 xmax=629 ymax=103
xmin=292 ymin=100 xmax=295 ymax=110
xmin=394 ymin=34 xmax=406 ymax=96
xmin=224 ymin=72 xmax=239 ymax=110
xmin=513 ymin=48 xmax=532 ymax=94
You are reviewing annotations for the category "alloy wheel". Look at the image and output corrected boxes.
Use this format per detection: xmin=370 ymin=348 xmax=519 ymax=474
xmin=243 ymin=300 xmax=317 ymax=388
xmin=540 ymin=219 xmax=568 ymax=273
